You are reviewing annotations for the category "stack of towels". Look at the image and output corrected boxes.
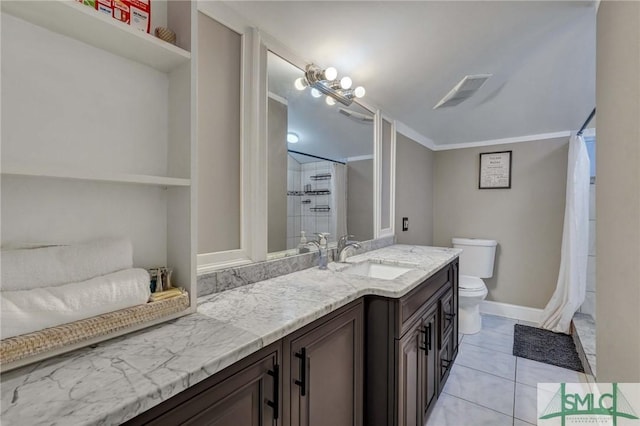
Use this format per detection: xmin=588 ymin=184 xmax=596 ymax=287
xmin=1 ymin=238 xmax=151 ymax=339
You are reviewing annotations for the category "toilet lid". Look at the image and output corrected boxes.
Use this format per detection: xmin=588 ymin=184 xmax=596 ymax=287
xmin=459 ymin=275 xmax=486 ymax=291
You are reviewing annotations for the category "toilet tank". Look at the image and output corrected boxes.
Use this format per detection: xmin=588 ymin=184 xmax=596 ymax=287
xmin=452 ymin=238 xmax=497 ymax=278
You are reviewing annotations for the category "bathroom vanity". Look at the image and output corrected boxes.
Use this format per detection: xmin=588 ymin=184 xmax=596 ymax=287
xmin=365 ymin=259 xmax=459 ymax=426
xmin=125 ymin=249 xmax=458 ymax=426
xmin=0 ymin=245 xmax=460 ymax=426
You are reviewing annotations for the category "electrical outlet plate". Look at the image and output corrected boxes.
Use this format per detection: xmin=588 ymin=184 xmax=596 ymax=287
xmin=402 ymin=217 xmax=409 ymax=231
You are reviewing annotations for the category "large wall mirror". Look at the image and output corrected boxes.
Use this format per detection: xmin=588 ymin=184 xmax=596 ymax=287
xmin=267 ymin=52 xmax=375 ymax=256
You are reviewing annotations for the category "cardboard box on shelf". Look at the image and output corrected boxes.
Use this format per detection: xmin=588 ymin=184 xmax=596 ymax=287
xmin=77 ymin=0 xmax=151 ymax=34
xmin=112 ymin=0 xmax=130 ymax=25
xmin=97 ymin=0 xmax=113 ymax=16
xmin=129 ymin=0 xmax=151 ymax=33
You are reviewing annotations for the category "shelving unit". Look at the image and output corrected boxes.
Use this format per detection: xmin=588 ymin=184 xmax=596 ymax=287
xmin=1 ymin=0 xmax=197 ymax=363
xmin=2 ymin=165 xmax=191 ymax=187
xmin=1 ymin=0 xmax=190 ymax=73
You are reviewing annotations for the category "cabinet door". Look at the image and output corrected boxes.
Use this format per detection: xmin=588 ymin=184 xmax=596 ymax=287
xmin=397 ymin=323 xmax=422 ymax=426
xmin=136 ymin=350 xmax=279 ymax=426
xmin=452 ymin=261 xmax=459 ymax=353
xmin=439 ymin=289 xmax=455 ymax=347
xmin=438 ymin=328 xmax=456 ymax=395
xmin=421 ymin=306 xmax=438 ymax=418
xmin=286 ymin=303 xmax=363 ymax=426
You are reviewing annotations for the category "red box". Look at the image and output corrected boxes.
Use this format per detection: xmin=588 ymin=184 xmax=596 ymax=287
xmin=96 ymin=0 xmax=113 ymax=16
xmin=112 ymin=0 xmax=130 ymax=24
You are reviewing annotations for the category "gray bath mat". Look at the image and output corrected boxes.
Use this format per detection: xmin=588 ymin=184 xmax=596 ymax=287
xmin=513 ymin=324 xmax=584 ymax=372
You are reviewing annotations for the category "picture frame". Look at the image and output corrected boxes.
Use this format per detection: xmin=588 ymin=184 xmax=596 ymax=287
xmin=479 ymin=151 xmax=512 ymax=189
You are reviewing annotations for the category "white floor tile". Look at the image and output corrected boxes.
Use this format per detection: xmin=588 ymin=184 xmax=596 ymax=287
xmin=461 ymin=327 xmax=515 ymax=355
xmin=443 ymin=365 xmax=515 ymax=416
xmin=480 ymin=314 xmax=518 ymax=336
xmin=456 ymin=342 xmax=516 ymax=380
xmin=426 ymin=393 xmax=513 ymax=426
xmin=514 ymin=381 xmax=557 ymax=425
xmin=514 ymin=419 xmax=535 ymax=426
xmin=516 ymin=357 xmax=587 ymax=388
xmin=518 ymin=320 xmax=539 ymax=327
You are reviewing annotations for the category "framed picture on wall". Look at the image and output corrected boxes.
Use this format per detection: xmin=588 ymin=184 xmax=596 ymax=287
xmin=479 ymin=151 xmax=512 ymax=189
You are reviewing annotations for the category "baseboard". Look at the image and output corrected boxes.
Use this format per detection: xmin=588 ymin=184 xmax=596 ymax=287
xmin=480 ymin=300 xmax=543 ymax=323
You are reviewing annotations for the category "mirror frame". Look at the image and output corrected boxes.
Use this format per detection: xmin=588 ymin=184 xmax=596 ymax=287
xmin=375 ymin=114 xmax=396 ymax=239
xmin=196 ymin=2 xmax=261 ymax=274
xmin=196 ymin=5 xmax=395 ymax=271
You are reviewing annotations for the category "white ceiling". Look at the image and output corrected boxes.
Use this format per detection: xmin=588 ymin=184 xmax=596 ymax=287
xmin=223 ymin=1 xmax=597 ymax=147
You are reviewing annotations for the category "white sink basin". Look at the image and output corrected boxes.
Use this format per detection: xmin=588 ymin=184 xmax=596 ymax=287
xmin=342 ymin=262 xmax=414 ymax=280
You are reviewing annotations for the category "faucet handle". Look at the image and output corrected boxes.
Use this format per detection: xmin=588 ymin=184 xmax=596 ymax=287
xmin=338 ymin=234 xmax=355 ymax=245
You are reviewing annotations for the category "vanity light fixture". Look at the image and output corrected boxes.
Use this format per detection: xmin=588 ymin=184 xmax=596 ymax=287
xmin=287 ymin=132 xmax=299 ymax=143
xmin=295 ymin=64 xmax=365 ymax=106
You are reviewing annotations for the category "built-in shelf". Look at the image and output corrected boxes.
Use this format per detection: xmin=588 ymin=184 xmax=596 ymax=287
xmin=310 ymin=174 xmax=332 ymax=181
xmin=310 ymin=206 xmax=331 ymax=212
xmin=2 ymin=165 xmax=191 ymax=187
xmin=1 ymin=0 xmax=191 ymax=73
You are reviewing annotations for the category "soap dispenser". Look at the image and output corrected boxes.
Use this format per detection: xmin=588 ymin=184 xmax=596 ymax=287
xmin=298 ymin=231 xmax=309 ymax=254
xmin=316 ymin=233 xmax=330 ymax=270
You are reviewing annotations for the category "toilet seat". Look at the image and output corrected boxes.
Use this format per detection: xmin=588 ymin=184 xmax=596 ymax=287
xmin=459 ymin=275 xmax=486 ymax=291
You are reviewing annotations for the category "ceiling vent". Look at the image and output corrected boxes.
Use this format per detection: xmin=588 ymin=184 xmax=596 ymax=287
xmin=433 ymin=74 xmax=492 ymax=109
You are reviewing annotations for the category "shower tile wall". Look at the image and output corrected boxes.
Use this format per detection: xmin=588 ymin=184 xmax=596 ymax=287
xmin=580 ymin=183 xmax=596 ymax=319
xmin=301 ymin=161 xmax=335 ymax=243
xmin=286 ymin=156 xmax=337 ymax=249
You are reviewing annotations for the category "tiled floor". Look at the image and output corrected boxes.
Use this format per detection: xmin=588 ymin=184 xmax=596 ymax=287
xmin=426 ymin=314 xmax=590 ymax=426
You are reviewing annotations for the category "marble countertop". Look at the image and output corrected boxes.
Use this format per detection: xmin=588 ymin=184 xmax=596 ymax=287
xmin=0 ymin=245 xmax=460 ymax=425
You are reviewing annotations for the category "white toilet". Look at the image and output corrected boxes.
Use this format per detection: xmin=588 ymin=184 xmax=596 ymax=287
xmin=452 ymin=238 xmax=497 ymax=334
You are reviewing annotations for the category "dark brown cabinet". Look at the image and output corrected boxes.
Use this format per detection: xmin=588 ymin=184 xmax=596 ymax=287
xmin=284 ymin=301 xmax=363 ymax=426
xmin=126 ymin=300 xmax=363 ymax=426
xmin=365 ymin=259 xmax=459 ymax=426
xmin=125 ymin=343 xmax=281 ymax=426
xmin=396 ymin=303 xmax=437 ymax=426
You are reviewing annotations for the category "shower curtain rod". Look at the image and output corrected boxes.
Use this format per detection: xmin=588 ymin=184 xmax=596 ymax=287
xmin=577 ymin=107 xmax=596 ymax=136
xmin=288 ymin=149 xmax=346 ymax=165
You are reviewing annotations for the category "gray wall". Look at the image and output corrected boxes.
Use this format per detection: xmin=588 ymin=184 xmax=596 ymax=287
xmin=267 ymin=98 xmax=288 ymax=253
xmin=395 ymin=133 xmax=434 ymax=245
xmin=596 ymin=1 xmax=640 ymax=382
xmin=433 ymin=138 xmax=568 ymax=308
xmin=197 ymin=13 xmax=241 ymax=254
xmin=347 ymin=159 xmax=374 ymax=241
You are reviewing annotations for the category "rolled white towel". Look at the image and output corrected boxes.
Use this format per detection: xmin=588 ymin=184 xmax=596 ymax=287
xmin=1 ymin=238 xmax=133 ymax=291
xmin=1 ymin=268 xmax=151 ymax=339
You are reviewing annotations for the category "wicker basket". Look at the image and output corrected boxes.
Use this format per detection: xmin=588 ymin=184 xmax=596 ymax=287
xmin=154 ymin=27 xmax=176 ymax=45
xmin=1 ymin=293 xmax=189 ymax=365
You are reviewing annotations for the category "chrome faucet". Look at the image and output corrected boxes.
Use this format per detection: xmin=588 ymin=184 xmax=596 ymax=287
xmin=306 ymin=237 xmax=328 ymax=270
xmin=337 ymin=234 xmax=361 ymax=263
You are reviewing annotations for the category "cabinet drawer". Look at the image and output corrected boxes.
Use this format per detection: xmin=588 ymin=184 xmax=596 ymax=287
xmin=399 ymin=267 xmax=450 ymax=336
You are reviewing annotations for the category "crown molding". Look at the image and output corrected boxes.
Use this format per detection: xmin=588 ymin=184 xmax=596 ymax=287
xmin=434 ymin=130 xmax=574 ymax=151
xmin=394 ymin=121 xmax=437 ymax=151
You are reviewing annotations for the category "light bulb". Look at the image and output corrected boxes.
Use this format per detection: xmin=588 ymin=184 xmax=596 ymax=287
xmin=324 ymin=67 xmax=338 ymax=81
xmin=310 ymin=88 xmax=322 ymax=98
xmin=294 ymin=77 xmax=307 ymax=91
xmin=354 ymin=86 xmax=366 ymax=98
xmin=325 ymin=96 xmax=336 ymax=106
xmin=340 ymin=76 xmax=352 ymax=90
xmin=287 ymin=132 xmax=299 ymax=143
